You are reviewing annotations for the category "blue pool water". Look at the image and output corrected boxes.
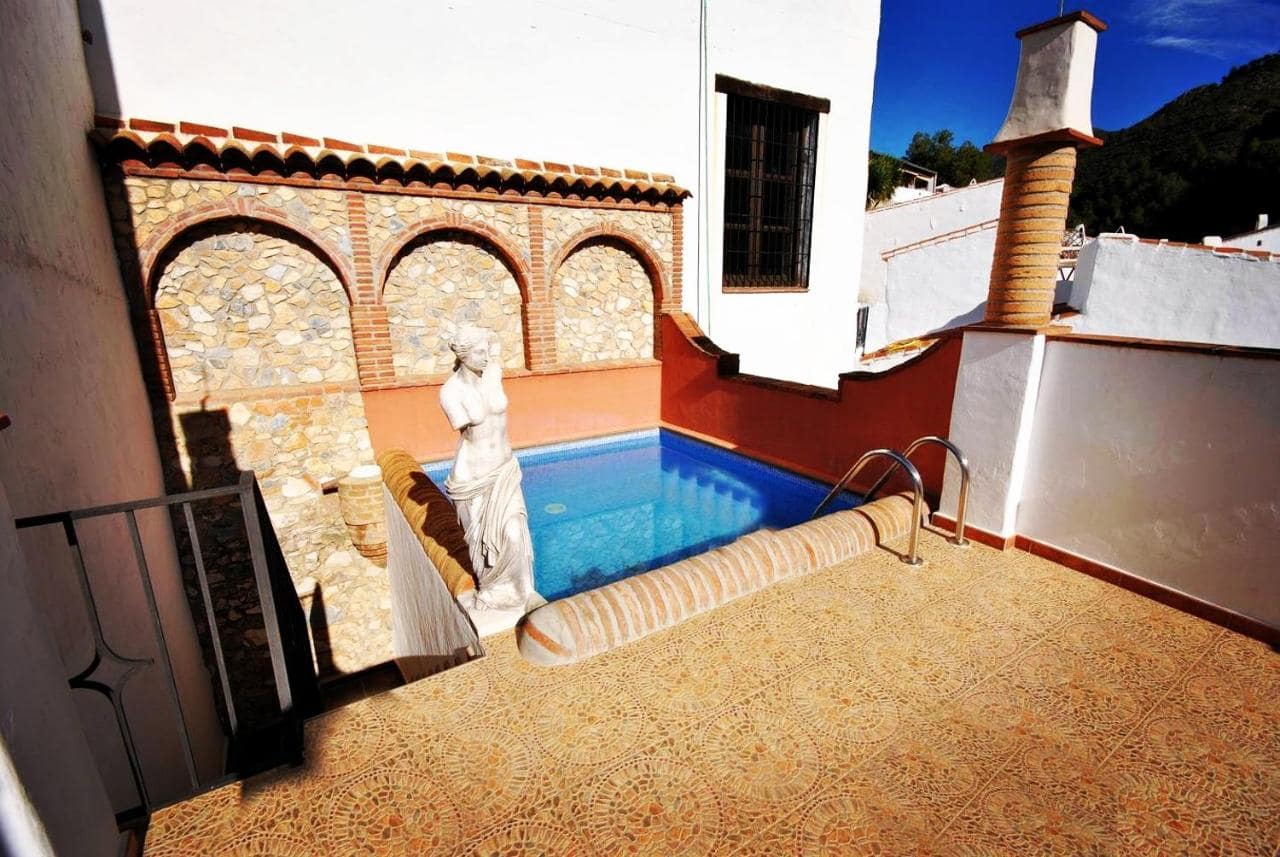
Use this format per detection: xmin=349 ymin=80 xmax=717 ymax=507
xmin=423 ymin=429 xmax=861 ymax=601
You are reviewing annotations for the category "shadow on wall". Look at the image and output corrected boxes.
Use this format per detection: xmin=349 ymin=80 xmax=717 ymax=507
xmin=97 ymin=171 xmax=317 ymax=780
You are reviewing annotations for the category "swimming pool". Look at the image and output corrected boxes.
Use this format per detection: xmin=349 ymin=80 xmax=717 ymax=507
xmin=424 ymin=429 xmax=861 ymax=601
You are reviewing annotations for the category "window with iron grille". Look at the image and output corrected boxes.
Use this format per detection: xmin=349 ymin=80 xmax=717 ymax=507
xmin=717 ymin=75 xmax=827 ymax=291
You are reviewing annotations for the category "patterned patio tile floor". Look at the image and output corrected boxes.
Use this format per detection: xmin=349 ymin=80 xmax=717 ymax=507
xmin=145 ymin=528 xmax=1280 ymax=855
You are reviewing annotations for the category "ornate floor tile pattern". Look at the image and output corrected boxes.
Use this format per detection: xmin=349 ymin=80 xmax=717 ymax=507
xmin=146 ymin=528 xmax=1280 ymax=855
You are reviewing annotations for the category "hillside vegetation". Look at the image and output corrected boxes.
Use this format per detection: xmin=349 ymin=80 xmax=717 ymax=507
xmin=1070 ymin=53 xmax=1280 ymax=241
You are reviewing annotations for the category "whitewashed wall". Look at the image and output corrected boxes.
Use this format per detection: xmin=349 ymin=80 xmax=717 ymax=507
xmin=1069 ymin=236 xmax=1280 ymax=348
xmin=1018 ymin=341 xmax=1280 ymax=629
xmin=81 ymin=0 xmax=882 ymax=388
xmin=701 ymin=1 xmax=881 ymax=385
xmin=1 ymin=0 xmax=222 ymax=824
xmin=882 ymin=226 xmax=997 ymax=345
xmin=861 ymin=179 xmax=1003 ymax=305
xmin=0 ymin=481 xmax=114 ymax=857
xmin=940 ymin=331 xmax=1044 ymax=538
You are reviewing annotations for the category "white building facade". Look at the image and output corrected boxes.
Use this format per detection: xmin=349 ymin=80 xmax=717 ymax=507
xmin=82 ymin=0 xmax=881 ymax=387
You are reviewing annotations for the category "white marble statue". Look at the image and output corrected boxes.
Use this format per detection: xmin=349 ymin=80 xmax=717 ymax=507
xmin=439 ymin=326 xmax=542 ymax=612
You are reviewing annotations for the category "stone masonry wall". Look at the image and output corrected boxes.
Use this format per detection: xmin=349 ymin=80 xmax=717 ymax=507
xmin=383 ymin=236 xmax=524 ymax=377
xmin=543 ymin=207 xmax=674 ymax=273
xmin=363 ymin=194 xmax=529 ymax=268
xmin=127 ymin=177 xmax=351 ymax=255
xmin=554 ymin=241 xmax=654 ymax=362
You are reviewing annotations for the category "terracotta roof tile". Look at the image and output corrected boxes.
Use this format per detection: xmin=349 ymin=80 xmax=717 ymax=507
xmin=90 ymin=116 xmax=690 ymax=202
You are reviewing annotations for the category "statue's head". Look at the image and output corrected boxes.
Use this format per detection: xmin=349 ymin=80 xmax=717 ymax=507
xmin=449 ymin=325 xmax=490 ymax=374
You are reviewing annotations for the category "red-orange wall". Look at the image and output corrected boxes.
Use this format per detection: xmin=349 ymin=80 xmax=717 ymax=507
xmin=660 ymin=314 xmax=962 ymax=498
xmin=363 ymin=363 xmax=662 ymax=462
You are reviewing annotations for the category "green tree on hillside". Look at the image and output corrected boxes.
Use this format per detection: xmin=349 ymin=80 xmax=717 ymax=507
xmin=1070 ymin=53 xmax=1280 ymax=240
xmin=903 ymin=129 xmax=1005 ymax=187
xmin=866 ymin=151 xmax=899 ymax=209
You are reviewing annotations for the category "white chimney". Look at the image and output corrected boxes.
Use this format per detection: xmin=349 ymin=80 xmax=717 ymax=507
xmin=1258 ymin=214 xmax=1269 ymax=231
xmin=991 ymin=12 xmax=1107 ymax=148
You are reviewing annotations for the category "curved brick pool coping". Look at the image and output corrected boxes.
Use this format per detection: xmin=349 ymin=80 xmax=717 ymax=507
xmin=517 ymin=492 xmax=918 ymax=665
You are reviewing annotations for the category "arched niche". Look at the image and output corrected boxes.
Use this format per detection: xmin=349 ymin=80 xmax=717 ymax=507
xmin=382 ymin=228 xmax=530 ymax=377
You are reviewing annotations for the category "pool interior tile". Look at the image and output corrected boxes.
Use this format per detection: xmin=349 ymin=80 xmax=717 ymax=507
xmin=145 ymin=530 xmax=1280 ymax=855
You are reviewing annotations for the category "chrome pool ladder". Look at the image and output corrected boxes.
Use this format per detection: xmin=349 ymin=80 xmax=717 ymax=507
xmin=812 ymin=449 xmax=925 ymax=565
xmin=864 ymin=436 xmax=971 ymax=548
xmin=810 ymin=436 xmax=972 ymax=566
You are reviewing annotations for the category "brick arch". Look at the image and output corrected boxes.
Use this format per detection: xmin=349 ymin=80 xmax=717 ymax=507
xmin=142 ymin=206 xmax=357 ymax=399
xmin=548 ymin=224 xmax=669 ymax=308
xmin=138 ymin=198 xmax=357 ymax=306
xmin=374 ymin=214 xmax=533 ymax=305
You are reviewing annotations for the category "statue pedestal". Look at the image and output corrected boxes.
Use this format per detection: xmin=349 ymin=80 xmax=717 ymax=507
xmin=458 ymin=588 xmax=546 ymax=638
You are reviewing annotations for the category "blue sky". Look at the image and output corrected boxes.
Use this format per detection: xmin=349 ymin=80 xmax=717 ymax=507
xmin=870 ymin=0 xmax=1280 ymax=156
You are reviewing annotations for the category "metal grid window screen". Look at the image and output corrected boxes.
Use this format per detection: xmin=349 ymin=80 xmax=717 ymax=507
xmin=722 ymin=92 xmax=818 ymax=290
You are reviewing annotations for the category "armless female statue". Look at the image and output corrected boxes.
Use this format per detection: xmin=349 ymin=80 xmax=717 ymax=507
xmin=439 ymin=326 xmax=541 ymax=611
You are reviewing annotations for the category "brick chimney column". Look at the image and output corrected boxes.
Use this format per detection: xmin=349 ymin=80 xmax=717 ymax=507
xmin=985 ymin=143 xmax=1077 ymax=326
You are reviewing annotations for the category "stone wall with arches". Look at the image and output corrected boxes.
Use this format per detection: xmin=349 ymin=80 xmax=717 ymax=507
xmin=104 ymin=158 xmax=684 ymax=675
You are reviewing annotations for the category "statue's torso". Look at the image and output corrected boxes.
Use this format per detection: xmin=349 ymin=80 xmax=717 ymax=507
xmin=445 ymin=372 xmax=512 ymax=483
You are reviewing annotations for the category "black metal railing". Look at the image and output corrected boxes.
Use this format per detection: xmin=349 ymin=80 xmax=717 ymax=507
xmin=14 ymin=471 xmax=318 ymax=817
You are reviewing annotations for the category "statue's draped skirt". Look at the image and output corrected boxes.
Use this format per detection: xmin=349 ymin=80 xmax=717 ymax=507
xmin=446 ymin=456 xmax=536 ymax=607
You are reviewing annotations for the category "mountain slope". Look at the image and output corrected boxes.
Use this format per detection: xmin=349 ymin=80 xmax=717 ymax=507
xmin=1070 ymin=53 xmax=1280 ymax=241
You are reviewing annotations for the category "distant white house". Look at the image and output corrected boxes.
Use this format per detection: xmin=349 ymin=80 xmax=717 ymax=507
xmin=1222 ymin=215 xmax=1280 ymax=253
xmin=858 ymin=179 xmax=1004 ymax=353
xmin=1066 ymin=234 xmax=1280 ymax=348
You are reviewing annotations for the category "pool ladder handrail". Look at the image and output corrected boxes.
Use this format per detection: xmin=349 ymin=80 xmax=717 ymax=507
xmin=863 ymin=435 xmax=971 ymax=548
xmin=811 ymin=449 xmax=924 ymax=566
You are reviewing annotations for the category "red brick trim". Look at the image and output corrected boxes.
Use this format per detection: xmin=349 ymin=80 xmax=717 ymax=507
xmin=350 ymin=304 xmax=395 ymax=389
xmin=179 ymin=121 xmax=229 ymax=137
xmin=145 ymin=307 xmax=177 ymax=401
xmin=547 ymin=224 xmax=670 ymax=308
xmin=345 ymin=192 xmax=376 ymax=304
xmin=282 ymin=132 xmax=321 ymax=147
xmin=324 ymin=137 xmax=364 ymax=153
xmin=136 ymin=197 xmax=358 ymax=304
xmin=129 ymin=118 xmax=175 ymax=133
xmin=232 ymin=126 xmax=279 ymax=143
xmin=525 ymin=206 xmax=555 ymax=370
xmin=1016 ymin=10 xmax=1107 ymax=38
xmin=669 ymin=205 xmax=684 ymax=312
xmin=1012 ymin=534 xmax=1278 ymax=648
xmin=372 ymin=213 xmax=533 ymax=305
xmin=1043 ymin=330 xmax=1280 ymax=361
xmin=1131 ymin=236 xmax=1277 ymax=261
xmin=984 ymin=128 xmax=1102 ymax=155
xmin=882 ymin=219 xmax=999 ymax=261
xmin=931 ymin=513 xmax=1015 ymax=550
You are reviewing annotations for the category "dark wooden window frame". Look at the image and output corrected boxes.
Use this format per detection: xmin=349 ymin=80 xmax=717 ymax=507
xmin=717 ymin=75 xmax=827 ymax=293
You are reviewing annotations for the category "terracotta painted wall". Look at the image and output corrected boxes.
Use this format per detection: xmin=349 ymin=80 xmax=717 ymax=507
xmin=364 ymin=364 xmax=662 ymax=463
xmin=660 ymin=314 xmax=962 ymax=499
